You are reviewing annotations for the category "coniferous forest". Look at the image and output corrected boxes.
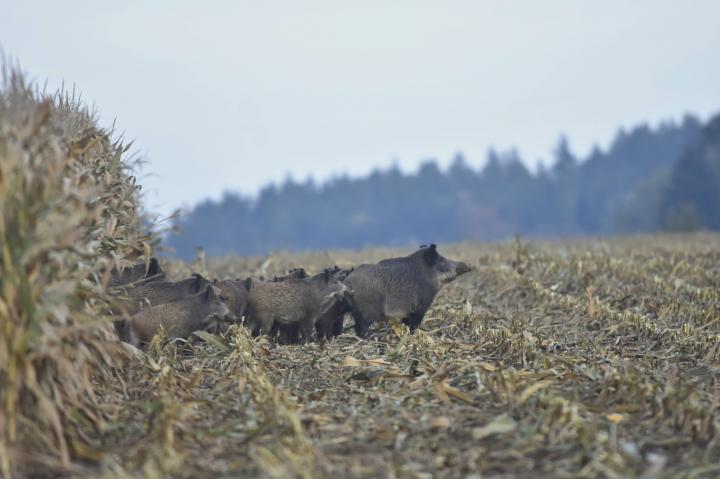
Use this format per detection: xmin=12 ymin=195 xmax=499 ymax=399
xmin=167 ymin=113 xmax=719 ymax=258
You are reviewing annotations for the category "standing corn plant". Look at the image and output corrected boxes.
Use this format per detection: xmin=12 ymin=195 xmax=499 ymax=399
xmin=0 ymin=66 xmax=148 ymax=477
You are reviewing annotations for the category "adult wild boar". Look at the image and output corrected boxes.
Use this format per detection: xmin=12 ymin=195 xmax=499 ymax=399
xmin=122 ymin=285 xmax=231 ymax=347
xmin=107 ymin=257 xmax=164 ymax=288
xmin=343 ymin=244 xmax=471 ymax=337
xmin=244 ymin=270 xmax=353 ymax=343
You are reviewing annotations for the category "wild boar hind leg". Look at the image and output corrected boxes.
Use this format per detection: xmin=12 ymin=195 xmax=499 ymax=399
xmin=298 ymin=320 xmax=315 ymax=344
xmin=247 ymin=315 xmax=274 ymax=338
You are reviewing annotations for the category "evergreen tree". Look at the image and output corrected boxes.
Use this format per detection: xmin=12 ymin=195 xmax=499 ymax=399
xmin=166 ymin=114 xmax=707 ymax=258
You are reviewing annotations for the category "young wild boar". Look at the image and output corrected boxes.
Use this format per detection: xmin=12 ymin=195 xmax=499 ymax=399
xmin=208 ymin=279 xmax=250 ymax=333
xmin=107 ymin=257 xmax=165 ymax=288
xmin=313 ymin=265 xmax=353 ymax=281
xmin=244 ymin=270 xmax=353 ymax=343
xmin=343 ymin=244 xmax=471 ymax=337
xmin=113 ymin=273 xmax=212 ymax=316
xmin=122 ymin=285 xmax=231 ymax=347
xmin=314 ymin=288 xmax=355 ymax=339
xmin=331 ymin=266 xmax=354 ymax=281
xmin=272 ymin=268 xmax=308 ymax=282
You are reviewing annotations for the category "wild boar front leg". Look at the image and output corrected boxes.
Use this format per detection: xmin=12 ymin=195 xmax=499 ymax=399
xmin=298 ymin=320 xmax=314 ymax=344
xmin=331 ymin=314 xmax=345 ymax=337
xmin=402 ymin=312 xmax=425 ymax=331
xmin=279 ymin=323 xmax=300 ymax=344
xmin=316 ymin=312 xmax=343 ymax=340
xmin=351 ymin=306 xmax=378 ymax=338
xmin=253 ymin=316 xmax=274 ymax=338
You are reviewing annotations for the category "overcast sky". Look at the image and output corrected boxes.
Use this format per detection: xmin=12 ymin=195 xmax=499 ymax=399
xmin=3 ymin=1 xmax=720 ymax=216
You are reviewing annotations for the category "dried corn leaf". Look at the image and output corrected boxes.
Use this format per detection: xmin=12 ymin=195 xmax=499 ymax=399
xmin=516 ymin=380 xmax=553 ymax=406
xmin=472 ymin=415 xmax=517 ymax=440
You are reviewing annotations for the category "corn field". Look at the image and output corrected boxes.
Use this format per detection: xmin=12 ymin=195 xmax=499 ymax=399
xmin=1 ymin=67 xmax=719 ymax=478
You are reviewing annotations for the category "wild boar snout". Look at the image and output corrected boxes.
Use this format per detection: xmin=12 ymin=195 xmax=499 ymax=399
xmin=211 ymin=299 xmax=231 ymax=320
xmin=455 ymin=261 xmax=472 ymax=275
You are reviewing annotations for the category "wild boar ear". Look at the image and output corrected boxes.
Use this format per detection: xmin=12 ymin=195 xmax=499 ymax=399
xmin=147 ymin=258 xmax=162 ymax=277
xmin=423 ymin=244 xmax=439 ymax=265
xmin=204 ymin=285 xmax=216 ymax=300
xmin=197 ymin=273 xmax=211 ymax=291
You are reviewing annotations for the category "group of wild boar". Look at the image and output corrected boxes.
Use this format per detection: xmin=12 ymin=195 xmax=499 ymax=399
xmin=108 ymin=244 xmax=472 ymax=348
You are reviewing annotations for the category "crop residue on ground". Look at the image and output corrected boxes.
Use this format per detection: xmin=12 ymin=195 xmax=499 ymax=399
xmin=99 ymin=235 xmax=720 ymax=478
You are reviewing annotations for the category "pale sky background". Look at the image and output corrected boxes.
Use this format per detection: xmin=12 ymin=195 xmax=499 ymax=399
xmin=2 ymin=1 xmax=720 ymax=217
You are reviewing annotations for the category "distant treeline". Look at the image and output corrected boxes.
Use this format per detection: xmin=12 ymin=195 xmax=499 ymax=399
xmin=167 ymin=112 xmax=720 ymax=259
